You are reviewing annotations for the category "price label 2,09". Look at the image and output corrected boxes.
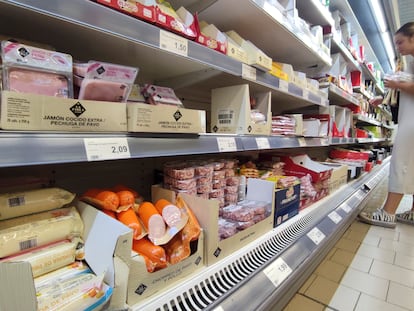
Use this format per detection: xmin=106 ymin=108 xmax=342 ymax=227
xmin=84 ymin=137 xmax=131 ymax=161
xmin=159 ymin=29 xmax=188 ymax=57
xmin=264 ymin=257 xmax=292 ymax=288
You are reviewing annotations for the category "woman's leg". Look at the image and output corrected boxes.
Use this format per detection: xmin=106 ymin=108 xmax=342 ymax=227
xmin=382 ymin=192 xmax=404 ymax=214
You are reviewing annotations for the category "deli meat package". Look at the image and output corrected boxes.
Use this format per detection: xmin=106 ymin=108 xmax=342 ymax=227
xmin=1 ymin=40 xmax=74 ymax=98
xmin=73 ymin=61 xmax=138 ymax=102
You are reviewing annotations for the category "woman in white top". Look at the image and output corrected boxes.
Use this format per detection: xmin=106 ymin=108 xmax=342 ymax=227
xmin=359 ymin=22 xmax=414 ymax=228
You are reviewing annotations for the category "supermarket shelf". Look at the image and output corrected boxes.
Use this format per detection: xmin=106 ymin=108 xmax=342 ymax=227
xmin=1 ymin=132 xmax=360 ymax=168
xmin=0 ymin=0 xmax=327 ymax=111
xmin=330 ymin=35 xmax=361 ymax=72
xmin=354 ymin=114 xmax=382 ymax=126
xmin=323 ymin=83 xmax=360 ymax=107
xmin=134 ymin=158 xmax=390 ymax=311
xmin=296 ymin=0 xmax=334 ymax=27
xmin=196 ymin=0 xmax=332 ymax=71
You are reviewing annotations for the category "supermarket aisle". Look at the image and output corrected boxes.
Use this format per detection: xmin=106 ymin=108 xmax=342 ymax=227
xmin=284 ymin=181 xmax=414 ymax=311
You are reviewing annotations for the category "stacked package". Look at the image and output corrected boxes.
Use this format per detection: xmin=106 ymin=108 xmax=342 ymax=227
xmin=163 ymin=159 xmax=240 ymax=208
xmin=0 ymin=187 xmax=112 ymax=310
xmin=271 ymin=115 xmax=296 ymax=136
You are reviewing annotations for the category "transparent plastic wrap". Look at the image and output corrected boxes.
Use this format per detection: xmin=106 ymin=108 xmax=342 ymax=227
xmin=73 ymin=61 xmax=138 ymax=102
xmin=1 ymin=40 xmax=73 ymax=98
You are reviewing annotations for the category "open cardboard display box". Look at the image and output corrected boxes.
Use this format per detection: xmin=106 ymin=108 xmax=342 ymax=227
xmin=210 ymin=84 xmax=271 ymax=135
xmin=126 ymin=186 xmax=205 ymax=306
xmin=186 ymin=178 xmax=275 ymax=266
xmin=127 ymin=102 xmax=206 ymax=134
xmin=0 ymin=91 xmax=127 ymax=132
xmin=0 ymin=202 xmax=132 ymax=311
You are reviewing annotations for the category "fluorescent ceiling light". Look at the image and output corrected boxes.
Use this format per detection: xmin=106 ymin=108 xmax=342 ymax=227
xmin=369 ymin=0 xmax=388 ymax=33
xmin=382 ymin=31 xmax=396 ymax=71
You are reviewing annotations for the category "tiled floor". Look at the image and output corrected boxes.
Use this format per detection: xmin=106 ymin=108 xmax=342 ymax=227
xmin=284 ymin=179 xmax=414 ymax=311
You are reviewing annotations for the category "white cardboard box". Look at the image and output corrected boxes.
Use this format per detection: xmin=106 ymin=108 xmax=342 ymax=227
xmin=127 ymin=102 xmax=206 ymax=133
xmin=0 ymin=202 xmax=133 ymax=311
xmin=187 ymin=178 xmax=275 ymax=265
xmin=211 ymin=84 xmax=271 ymax=135
xmin=0 ymin=91 xmax=127 ymax=132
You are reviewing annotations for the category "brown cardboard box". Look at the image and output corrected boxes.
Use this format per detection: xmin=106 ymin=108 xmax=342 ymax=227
xmin=187 ymin=178 xmax=275 ymax=265
xmin=1 ymin=91 xmax=127 ymax=132
xmin=127 ymin=102 xmax=206 ymax=133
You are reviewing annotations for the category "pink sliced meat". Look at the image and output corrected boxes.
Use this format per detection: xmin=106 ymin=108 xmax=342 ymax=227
xmin=78 ymin=79 xmax=128 ymax=102
xmin=8 ymin=68 xmax=69 ymax=97
xmin=160 ymin=204 xmax=182 ymax=227
xmin=148 ymin=214 xmax=166 ymax=239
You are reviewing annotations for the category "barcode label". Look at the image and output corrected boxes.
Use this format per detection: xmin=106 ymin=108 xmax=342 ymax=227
xmin=8 ymin=196 xmax=25 ymax=207
xmin=19 ymin=239 xmax=37 ymax=251
xmin=219 ymin=119 xmax=232 ymax=124
xmin=218 ymin=113 xmax=233 ymax=119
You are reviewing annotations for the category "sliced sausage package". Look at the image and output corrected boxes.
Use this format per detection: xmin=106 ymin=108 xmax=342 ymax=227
xmin=73 ymin=61 xmax=139 ymax=102
xmin=0 ymin=40 xmax=74 ymax=98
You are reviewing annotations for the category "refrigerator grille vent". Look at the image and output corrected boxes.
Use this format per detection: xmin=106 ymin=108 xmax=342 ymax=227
xmin=150 ymin=213 xmax=314 ymax=311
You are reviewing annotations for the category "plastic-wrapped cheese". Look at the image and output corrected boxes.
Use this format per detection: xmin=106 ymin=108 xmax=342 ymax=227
xmin=0 ymin=206 xmax=83 ymax=258
xmin=0 ymin=187 xmax=75 ymax=221
xmin=1 ymin=240 xmax=79 ymax=278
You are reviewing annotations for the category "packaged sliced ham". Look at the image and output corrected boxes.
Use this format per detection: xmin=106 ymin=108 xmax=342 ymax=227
xmin=73 ymin=61 xmax=138 ymax=102
xmin=1 ymin=40 xmax=73 ymax=98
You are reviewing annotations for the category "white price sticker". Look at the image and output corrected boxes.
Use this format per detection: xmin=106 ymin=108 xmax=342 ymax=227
xmin=320 ymin=138 xmax=329 ymax=145
xmin=307 ymin=227 xmax=325 ymax=245
xmin=242 ymin=63 xmax=257 ymax=81
xmin=328 ymin=211 xmax=342 ymax=224
xmin=341 ymin=204 xmax=352 ymax=213
xmin=256 ymin=137 xmax=270 ymax=149
xmin=213 ymin=307 xmax=224 ymax=311
xmin=159 ymin=29 xmax=188 ymax=57
xmin=84 ymin=137 xmax=131 ymax=161
xmin=217 ymin=137 xmax=238 ymax=152
xmin=279 ymin=79 xmax=289 ymax=92
xmin=264 ymin=257 xmax=292 ymax=288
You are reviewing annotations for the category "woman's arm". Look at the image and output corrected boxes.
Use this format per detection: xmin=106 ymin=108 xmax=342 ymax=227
xmin=384 ymin=79 xmax=414 ymax=95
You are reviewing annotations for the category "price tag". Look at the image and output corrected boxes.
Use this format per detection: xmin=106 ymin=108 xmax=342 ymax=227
xmin=298 ymin=137 xmax=307 ymax=147
xmin=159 ymin=29 xmax=188 ymax=57
xmin=213 ymin=307 xmax=224 ymax=311
xmin=279 ymin=79 xmax=289 ymax=92
xmin=328 ymin=211 xmax=342 ymax=224
xmin=320 ymin=137 xmax=329 ymax=145
xmin=84 ymin=137 xmax=131 ymax=161
xmin=307 ymin=227 xmax=325 ymax=245
xmin=217 ymin=137 xmax=238 ymax=152
xmin=256 ymin=137 xmax=270 ymax=149
xmin=264 ymin=257 xmax=292 ymax=288
xmin=341 ymin=204 xmax=352 ymax=213
xmin=242 ymin=63 xmax=257 ymax=81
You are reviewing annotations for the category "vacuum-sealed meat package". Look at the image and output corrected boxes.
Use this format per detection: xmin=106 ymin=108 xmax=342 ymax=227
xmin=73 ymin=61 xmax=138 ymax=102
xmin=1 ymin=40 xmax=74 ymax=98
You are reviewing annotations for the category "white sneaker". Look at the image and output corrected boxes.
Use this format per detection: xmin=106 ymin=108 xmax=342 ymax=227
xmin=396 ymin=210 xmax=414 ymax=225
xmin=358 ymin=208 xmax=396 ymax=228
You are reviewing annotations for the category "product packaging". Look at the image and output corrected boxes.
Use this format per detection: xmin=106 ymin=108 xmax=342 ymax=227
xmin=1 ymin=40 xmax=74 ymax=98
xmin=73 ymin=61 xmax=138 ymax=102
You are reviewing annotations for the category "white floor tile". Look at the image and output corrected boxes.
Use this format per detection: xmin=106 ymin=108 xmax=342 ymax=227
xmin=341 ymin=267 xmax=389 ymax=300
xmin=357 ymin=243 xmax=396 ymax=264
xmin=388 ymin=282 xmax=414 ymax=310
xmin=367 ymin=226 xmax=400 ymax=241
xmin=349 ymin=254 xmax=373 ymax=273
xmin=379 ymin=239 xmax=414 ymax=257
xmin=394 ymin=253 xmax=414 ymax=271
xmin=362 ymin=234 xmax=381 ymax=247
xmin=370 ymin=260 xmax=414 ymax=287
xmin=355 ymin=293 xmax=410 ymax=311
xmin=327 ymin=284 xmax=360 ymax=311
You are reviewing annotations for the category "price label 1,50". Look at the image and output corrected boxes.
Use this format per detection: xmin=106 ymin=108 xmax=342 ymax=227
xmin=84 ymin=137 xmax=131 ymax=161
xmin=159 ymin=29 xmax=188 ymax=57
